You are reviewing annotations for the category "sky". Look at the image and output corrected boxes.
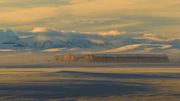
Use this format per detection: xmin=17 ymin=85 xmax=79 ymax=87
xmin=0 ymin=0 xmax=180 ymax=37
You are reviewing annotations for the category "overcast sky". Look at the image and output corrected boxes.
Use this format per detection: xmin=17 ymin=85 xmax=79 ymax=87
xmin=0 ymin=0 xmax=180 ymax=37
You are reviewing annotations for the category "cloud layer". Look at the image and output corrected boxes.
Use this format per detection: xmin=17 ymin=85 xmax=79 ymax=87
xmin=0 ymin=0 xmax=180 ymax=37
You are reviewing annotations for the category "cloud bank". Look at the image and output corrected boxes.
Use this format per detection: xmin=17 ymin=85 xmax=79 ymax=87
xmin=1 ymin=0 xmax=180 ymax=36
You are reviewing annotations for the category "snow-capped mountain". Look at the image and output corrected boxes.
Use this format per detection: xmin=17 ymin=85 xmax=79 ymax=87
xmin=0 ymin=29 xmax=19 ymax=44
xmin=0 ymin=28 xmax=179 ymax=54
xmin=15 ymin=28 xmax=107 ymax=49
xmin=100 ymin=44 xmax=176 ymax=54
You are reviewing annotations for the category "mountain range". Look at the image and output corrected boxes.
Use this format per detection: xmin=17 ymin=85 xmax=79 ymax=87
xmin=0 ymin=28 xmax=179 ymax=55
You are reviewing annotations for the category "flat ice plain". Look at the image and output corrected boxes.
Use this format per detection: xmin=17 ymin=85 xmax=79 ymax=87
xmin=0 ymin=63 xmax=180 ymax=101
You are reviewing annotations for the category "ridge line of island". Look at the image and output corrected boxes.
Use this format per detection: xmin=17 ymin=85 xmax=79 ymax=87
xmin=50 ymin=53 xmax=169 ymax=63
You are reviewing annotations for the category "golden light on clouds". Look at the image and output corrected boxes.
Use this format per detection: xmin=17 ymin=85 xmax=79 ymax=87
xmin=0 ymin=0 xmax=180 ymax=35
xmin=0 ymin=7 xmax=57 ymax=23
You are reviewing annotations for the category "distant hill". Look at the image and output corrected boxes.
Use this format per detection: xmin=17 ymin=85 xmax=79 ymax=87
xmin=100 ymin=44 xmax=176 ymax=53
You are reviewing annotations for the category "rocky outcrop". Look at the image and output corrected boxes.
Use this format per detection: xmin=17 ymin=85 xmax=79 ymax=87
xmin=53 ymin=54 xmax=170 ymax=63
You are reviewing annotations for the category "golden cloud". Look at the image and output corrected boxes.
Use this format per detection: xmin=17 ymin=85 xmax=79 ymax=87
xmin=0 ymin=7 xmax=58 ymax=23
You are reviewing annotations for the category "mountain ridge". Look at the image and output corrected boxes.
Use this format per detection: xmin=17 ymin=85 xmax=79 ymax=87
xmin=0 ymin=28 xmax=179 ymax=55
